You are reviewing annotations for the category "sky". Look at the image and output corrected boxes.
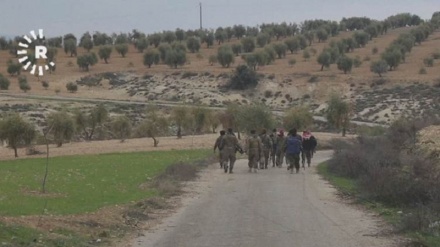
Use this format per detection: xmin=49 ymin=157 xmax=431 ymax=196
xmin=0 ymin=0 xmax=438 ymax=38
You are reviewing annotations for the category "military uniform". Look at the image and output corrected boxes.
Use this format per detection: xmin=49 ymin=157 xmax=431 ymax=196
xmin=259 ymin=133 xmax=273 ymax=169
xmin=221 ymin=133 xmax=240 ymax=173
xmin=213 ymin=135 xmax=225 ymax=168
xmin=246 ymin=134 xmax=262 ymax=173
xmin=269 ymin=134 xmax=277 ymax=167
xmin=275 ymin=134 xmax=286 ymax=167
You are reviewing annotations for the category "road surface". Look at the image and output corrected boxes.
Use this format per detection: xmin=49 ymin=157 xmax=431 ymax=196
xmin=131 ymin=151 xmax=399 ymax=247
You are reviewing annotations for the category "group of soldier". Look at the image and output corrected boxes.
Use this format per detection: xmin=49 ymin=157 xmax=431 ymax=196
xmin=213 ymin=128 xmax=317 ymax=174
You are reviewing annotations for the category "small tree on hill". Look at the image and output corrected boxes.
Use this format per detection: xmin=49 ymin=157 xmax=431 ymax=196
xmin=41 ymin=80 xmax=49 ymax=89
xmin=237 ymin=104 xmax=275 ymax=134
xmin=257 ymin=33 xmax=270 ymax=47
xmin=175 ymin=28 xmax=186 ymax=43
xmin=77 ymin=52 xmax=98 ymax=71
xmin=134 ymin=105 xmax=168 ymax=147
xmin=136 ymin=37 xmax=149 ymax=52
xmin=7 ymin=62 xmax=22 ymax=76
xmin=241 ymin=37 xmax=256 ymax=53
xmin=204 ymin=32 xmax=214 ymax=48
xmin=283 ymin=106 xmax=314 ymax=131
xmin=284 ymin=37 xmax=299 ymax=54
xmin=353 ymin=31 xmax=369 ymax=47
xmin=317 ymin=51 xmax=331 ymax=71
xmin=18 ymin=76 xmax=30 ymax=92
xmin=186 ymin=36 xmax=201 ymax=53
xmin=165 ymin=48 xmax=187 ymax=68
xmin=148 ymin=33 xmax=162 ymax=48
xmin=0 ymin=114 xmax=36 ymax=157
xmin=229 ymin=65 xmax=258 ymax=90
xmin=231 ymin=44 xmax=242 ymax=56
xmin=0 ymin=74 xmax=10 ymax=90
xmin=64 ymin=39 xmax=77 ymax=57
xmin=217 ymin=45 xmax=235 ymax=68
xmin=381 ymin=48 xmax=402 ymax=71
xmin=316 ymin=28 xmax=329 ymax=42
xmin=245 ymin=53 xmax=258 ymax=70
xmin=163 ymin=31 xmax=177 ymax=44
xmin=66 ymin=82 xmax=78 ymax=93
xmin=326 ymin=93 xmax=351 ymax=137
xmin=143 ymin=48 xmax=160 ymax=68
xmin=47 ymin=111 xmax=75 ymax=147
xmin=111 ymin=115 xmax=132 ymax=142
xmin=115 ymin=44 xmax=128 ymax=57
xmin=272 ymin=43 xmax=287 ymax=59
xmin=98 ymin=45 xmax=112 ymax=63
xmin=74 ymin=104 xmax=108 ymax=141
xmin=171 ymin=106 xmax=192 ymax=138
xmin=337 ymin=56 xmax=353 ymax=74
xmin=370 ymin=60 xmax=388 ymax=77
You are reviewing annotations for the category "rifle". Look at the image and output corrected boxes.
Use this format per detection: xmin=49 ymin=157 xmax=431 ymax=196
xmin=235 ymin=144 xmax=244 ymax=154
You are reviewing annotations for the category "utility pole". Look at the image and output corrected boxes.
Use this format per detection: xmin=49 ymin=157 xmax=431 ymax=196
xmin=199 ymin=2 xmax=203 ymax=30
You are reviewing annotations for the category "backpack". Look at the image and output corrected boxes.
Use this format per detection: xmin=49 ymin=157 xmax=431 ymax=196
xmin=286 ymin=135 xmax=302 ymax=154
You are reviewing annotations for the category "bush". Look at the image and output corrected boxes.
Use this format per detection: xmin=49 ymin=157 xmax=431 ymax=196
xmin=432 ymin=51 xmax=440 ymax=59
xmin=288 ymin=58 xmax=296 ymax=66
xmin=228 ymin=65 xmax=258 ymax=90
xmin=419 ymin=67 xmax=427 ymax=74
xmin=217 ymin=45 xmax=234 ymax=68
xmin=264 ymin=90 xmax=273 ymax=98
xmin=66 ymin=82 xmax=78 ymax=93
xmin=143 ymin=49 xmax=160 ymax=68
xmin=208 ymin=55 xmax=218 ymax=66
xmin=0 ymin=74 xmax=10 ymax=90
xmin=18 ymin=76 xmax=30 ymax=92
xmin=372 ymin=47 xmax=378 ymax=54
xmin=424 ymin=57 xmax=434 ymax=67
xmin=353 ymin=56 xmax=362 ymax=68
xmin=41 ymin=80 xmax=49 ymax=89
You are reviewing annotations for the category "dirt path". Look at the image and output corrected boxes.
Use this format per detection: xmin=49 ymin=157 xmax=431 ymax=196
xmin=129 ymin=151 xmax=402 ymax=247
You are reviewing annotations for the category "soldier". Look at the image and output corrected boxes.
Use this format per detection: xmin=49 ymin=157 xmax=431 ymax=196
xmin=259 ymin=129 xmax=273 ymax=169
xmin=246 ymin=129 xmax=262 ymax=173
xmin=213 ymin=130 xmax=226 ymax=168
xmin=221 ymin=128 xmax=241 ymax=174
xmin=275 ymin=130 xmax=286 ymax=167
xmin=284 ymin=128 xmax=302 ymax=174
xmin=301 ymin=130 xmax=317 ymax=168
xmin=269 ymin=128 xmax=277 ymax=167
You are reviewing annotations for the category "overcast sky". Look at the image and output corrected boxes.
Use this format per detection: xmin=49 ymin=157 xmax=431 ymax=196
xmin=0 ymin=0 xmax=438 ymax=38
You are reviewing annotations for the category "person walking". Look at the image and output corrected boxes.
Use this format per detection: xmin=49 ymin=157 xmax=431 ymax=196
xmin=221 ymin=128 xmax=241 ymax=174
xmin=284 ymin=128 xmax=302 ymax=174
xmin=246 ymin=129 xmax=262 ymax=173
xmin=259 ymin=129 xmax=273 ymax=169
xmin=275 ymin=130 xmax=286 ymax=168
xmin=269 ymin=129 xmax=277 ymax=167
xmin=213 ymin=130 xmax=226 ymax=168
xmin=301 ymin=130 xmax=317 ymax=168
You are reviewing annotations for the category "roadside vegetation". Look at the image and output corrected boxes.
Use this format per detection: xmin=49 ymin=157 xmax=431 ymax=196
xmin=320 ymin=117 xmax=440 ymax=247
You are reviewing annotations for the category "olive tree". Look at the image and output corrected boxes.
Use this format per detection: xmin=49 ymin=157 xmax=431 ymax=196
xmin=134 ymin=105 xmax=168 ymax=147
xmin=283 ymin=106 xmax=314 ymax=131
xmin=164 ymin=48 xmax=187 ymax=68
xmin=74 ymin=104 xmax=108 ymax=140
xmin=317 ymin=51 xmax=331 ymax=71
xmin=98 ymin=45 xmax=113 ymax=63
xmin=217 ymin=45 xmax=235 ymax=68
xmin=0 ymin=114 xmax=36 ymax=157
xmin=336 ymin=56 xmax=354 ymax=74
xmin=171 ymin=106 xmax=192 ymax=138
xmin=326 ymin=93 xmax=351 ymax=136
xmin=47 ymin=111 xmax=75 ymax=147
xmin=77 ymin=52 xmax=98 ymax=71
xmin=370 ymin=60 xmax=388 ymax=77
xmin=0 ymin=74 xmax=10 ymax=90
xmin=186 ymin=36 xmax=201 ymax=53
xmin=115 ymin=44 xmax=128 ymax=57
xmin=241 ymin=37 xmax=256 ymax=53
xmin=111 ymin=115 xmax=132 ymax=142
xmin=143 ymin=48 xmax=160 ymax=68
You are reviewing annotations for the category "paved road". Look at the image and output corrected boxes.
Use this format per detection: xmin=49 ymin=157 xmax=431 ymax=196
xmin=131 ymin=151 xmax=398 ymax=247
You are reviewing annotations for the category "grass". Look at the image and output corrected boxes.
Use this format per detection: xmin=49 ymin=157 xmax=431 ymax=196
xmin=318 ymin=162 xmax=440 ymax=247
xmin=0 ymin=149 xmax=210 ymax=216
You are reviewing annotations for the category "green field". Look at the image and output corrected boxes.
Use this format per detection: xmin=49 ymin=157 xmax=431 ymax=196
xmin=0 ymin=149 xmax=210 ymax=216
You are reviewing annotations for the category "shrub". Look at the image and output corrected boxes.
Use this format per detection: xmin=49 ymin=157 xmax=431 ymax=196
xmin=18 ymin=76 xmax=30 ymax=92
xmin=432 ymin=51 xmax=440 ymax=59
xmin=208 ymin=55 xmax=218 ymax=66
xmin=288 ymin=58 xmax=297 ymax=66
xmin=423 ymin=57 xmax=434 ymax=67
xmin=264 ymin=90 xmax=273 ymax=98
xmin=66 ymin=82 xmax=78 ymax=93
xmin=41 ymin=80 xmax=49 ymax=89
xmin=353 ymin=56 xmax=362 ymax=68
xmin=372 ymin=47 xmax=379 ymax=54
xmin=308 ymin=75 xmax=319 ymax=83
xmin=228 ymin=65 xmax=258 ymax=90
xmin=419 ymin=67 xmax=427 ymax=74
xmin=0 ymin=74 xmax=10 ymax=90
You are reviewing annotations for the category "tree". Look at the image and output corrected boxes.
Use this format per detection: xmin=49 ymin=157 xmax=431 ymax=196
xmin=111 ymin=115 xmax=132 ymax=142
xmin=148 ymin=33 xmax=162 ymax=48
xmin=303 ymin=50 xmax=311 ymax=61
xmin=41 ymin=80 xmax=49 ymax=89
xmin=143 ymin=48 xmax=160 ymax=68
xmin=98 ymin=45 xmax=112 ymax=63
xmin=241 ymin=37 xmax=256 ymax=53
xmin=231 ymin=43 xmax=242 ymax=56
xmin=245 ymin=53 xmax=258 ymax=70
xmin=317 ymin=51 xmax=331 ymax=71
xmin=304 ymin=31 xmax=315 ymax=46
xmin=93 ymin=32 xmax=112 ymax=46
xmin=134 ymin=105 xmax=168 ymax=147
xmin=74 ymin=104 xmax=108 ymax=140
xmin=424 ymin=57 xmax=434 ymax=67
xmin=63 ymin=39 xmax=77 ymax=57
xmin=296 ymin=34 xmax=308 ymax=50
xmin=288 ymin=58 xmax=296 ymax=66
xmin=229 ymin=65 xmax=258 ymax=90
xmin=215 ymin=28 xmax=227 ymax=44
xmin=364 ymin=24 xmax=378 ymax=40
xmin=208 ymin=55 xmax=218 ymax=66
xmin=237 ymin=104 xmax=275 ymax=134
xmin=81 ymin=37 xmax=93 ymax=52
xmin=66 ymin=82 xmax=78 ymax=93
xmin=284 ymin=37 xmax=299 ymax=54
xmin=353 ymin=31 xmax=369 ymax=47
xmin=190 ymin=107 xmax=210 ymax=134
xmin=342 ymin=37 xmax=357 ymax=52
xmin=337 ymin=56 xmax=353 ymax=74
xmin=316 ymin=28 xmax=329 ymax=42
xmin=381 ymin=48 xmax=402 ymax=71
xmin=18 ymin=76 xmax=30 ymax=92
xmin=217 ymin=45 xmax=235 ymax=68
xmin=136 ymin=37 xmax=149 ymax=52
xmin=77 ymin=52 xmax=98 ymax=71
xmin=175 ymin=28 xmax=186 ymax=42
xmin=233 ymin=25 xmax=246 ymax=39
xmin=0 ymin=73 xmax=10 ymax=90
xmin=186 ymin=36 xmax=201 ymax=53
xmin=114 ymin=33 xmax=129 ymax=44
xmin=163 ymin=31 xmax=177 ymax=44
xmin=204 ymin=32 xmax=214 ymax=48
xmin=326 ymin=94 xmax=351 ymax=136
xmin=255 ymin=50 xmax=269 ymax=67
xmin=7 ymin=62 xmax=21 ymax=76
xmin=283 ymin=106 xmax=314 ymax=131
xmin=0 ymin=114 xmax=36 ymax=157
xmin=257 ymin=33 xmax=270 ymax=47
xmin=263 ymin=46 xmax=276 ymax=64
xmin=158 ymin=43 xmax=172 ymax=62
xmin=370 ymin=60 xmax=388 ymax=77
xmin=114 ymin=43 xmax=128 ymax=57
xmin=218 ymin=103 xmax=242 ymax=139
xmin=171 ymin=106 xmax=191 ymax=138
xmin=165 ymin=48 xmax=187 ymax=68
xmin=47 ymin=111 xmax=75 ymax=147
xmin=272 ymin=43 xmax=287 ymax=59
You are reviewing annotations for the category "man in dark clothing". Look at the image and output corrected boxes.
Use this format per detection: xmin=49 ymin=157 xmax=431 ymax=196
xmin=269 ymin=129 xmax=277 ymax=167
xmin=213 ymin=130 xmax=226 ymax=168
xmin=301 ymin=130 xmax=317 ymax=168
xmin=284 ymin=128 xmax=302 ymax=174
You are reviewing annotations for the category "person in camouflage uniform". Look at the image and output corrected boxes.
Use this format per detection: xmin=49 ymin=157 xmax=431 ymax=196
xmin=259 ymin=129 xmax=273 ymax=169
xmin=246 ymin=129 xmax=262 ymax=173
xmin=269 ymin=129 xmax=277 ymax=167
xmin=213 ymin=130 xmax=226 ymax=168
xmin=221 ymin=128 xmax=241 ymax=174
xmin=275 ymin=130 xmax=286 ymax=167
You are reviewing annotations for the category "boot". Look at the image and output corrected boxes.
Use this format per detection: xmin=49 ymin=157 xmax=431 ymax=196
xmin=224 ymin=165 xmax=228 ymax=173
